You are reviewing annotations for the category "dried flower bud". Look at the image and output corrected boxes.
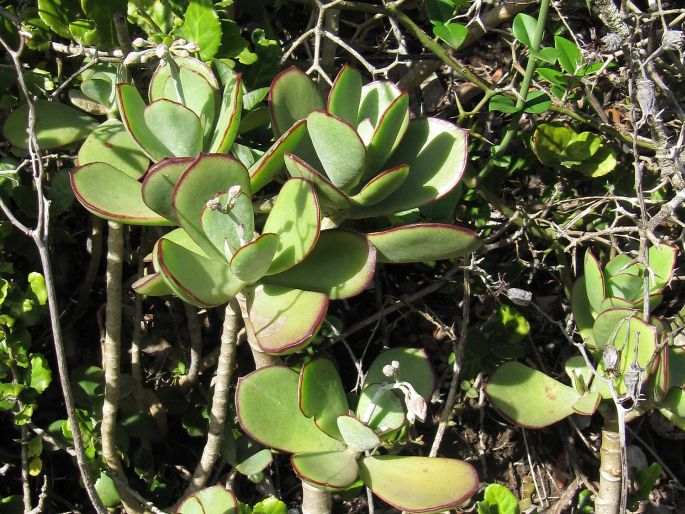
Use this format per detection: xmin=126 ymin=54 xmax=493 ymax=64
xmin=408 ymin=393 xmax=427 ymax=423
xmin=636 ymin=77 xmax=656 ymax=120
xmin=603 ymin=345 xmax=619 ymax=373
xmin=506 ymin=288 xmax=532 ymax=306
xmin=123 ymin=51 xmax=141 ymax=66
xmin=132 ymin=37 xmax=148 ymax=49
xmin=155 ymin=44 xmax=169 ymax=59
xmin=662 ymin=30 xmax=683 ymax=51
xmin=602 ymin=32 xmax=622 ymax=53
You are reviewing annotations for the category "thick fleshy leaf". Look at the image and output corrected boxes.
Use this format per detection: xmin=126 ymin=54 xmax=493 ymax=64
xmin=172 ymin=154 xmax=252 ymax=260
xmin=131 ymin=272 xmax=173 ymax=297
xmin=592 ymin=308 xmax=640 ymax=351
xmin=565 ymin=355 xmax=594 ymax=393
xmin=658 ymin=387 xmax=685 ymax=431
xmin=4 ymin=100 xmax=98 ymax=149
xmin=365 ymin=93 xmax=409 ymax=174
xmin=668 ymin=347 xmax=685 ymax=389
xmin=236 ymin=366 xmax=345 ymax=453
xmin=149 ymin=60 xmax=218 ymax=142
xmin=144 ymin=100 xmax=203 ymax=158
xmin=262 ymin=230 xmax=375 ymax=300
xmin=247 ymin=285 xmax=328 ymax=355
xmin=307 ymin=111 xmax=366 ymax=192
xmin=350 ymin=165 xmax=409 ymax=207
xmin=299 ymin=358 xmax=349 ymax=439
xmin=176 ymin=485 xmax=237 ymax=514
xmin=337 ymin=415 xmax=379 ymax=452
xmin=355 ymin=384 xmax=406 ymax=434
xmin=149 ymin=56 xmax=219 ymax=94
xmin=327 ymin=65 xmax=362 ymax=125
xmin=368 ymin=223 xmax=480 ymax=263
xmin=201 ymin=190 xmax=254 ymax=257
xmin=571 ymin=277 xmax=596 ymax=348
xmin=365 ymin=348 xmax=434 ymax=399
xmin=358 ymin=456 xmax=479 ymax=513
xmin=353 ymin=118 xmax=468 ymax=216
xmin=486 ymin=362 xmax=580 ymax=428
xmin=71 ymin=162 xmax=172 ymax=225
xmin=648 ymin=244 xmax=677 ymax=293
xmin=263 ymin=179 xmax=320 ymax=275
xmin=605 ymin=253 xmax=639 ymax=277
xmin=77 ymin=119 xmax=149 ymax=179
xmin=230 ymin=233 xmax=279 ymax=283
xmin=269 ymin=67 xmax=324 ymax=135
xmin=117 ymin=84 xmax=172 ymax=162
xmin=605 ymin=273 xmax=642 ymax=303
xmin=600 ymin=296 xmax=639 ymax=311
xmin=235 ymin=448 xmax=272 ymax=476
xmin=209 ymin=73 xmax=243 ymax=153
xmin=292 ymin=450 xmax=359 ymax=490
xmin=571 ymin=391 xmax=601 ymax=415
xmin=284 ymin=153 xmax=350 ymax=210
xmin=650 ymin=344 xmax=669 ymax=403
xmin=141 ymin=157 xmax=194 ymax=222
xmin=584 ymin=250 xmax=605 ymax=316
xmin=249 ymin=120 xmax=307 ymax=193
xmin=155 ymin=237 xmax=243 ymax=308
xmin=357 ymin=82 xmax=402 ymax=134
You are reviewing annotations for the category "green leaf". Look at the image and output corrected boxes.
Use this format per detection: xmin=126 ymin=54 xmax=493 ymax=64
xmin=181 ymin=0 xmax=222 ymax=61
xmin=523 ymin=91 xmax=551 ymax=114
xmin=4 ymin=100 xmax=97 ymax=150
xmin=141 ymin=157 xmax=194 ymax=222
xmin=635 ymin=463 xmax=662 ymax=500
xmin=433 ymin=22 xmax=468 ymax=50
xmin=571 ymin=277 xmax=596 ymax=348
xmin=37 ymin=0 xmax=82 ymax=38
xmin=201 ymin=190 xmax=254 ymax=258
xmin=351 ymin=165 xmax=409 ymax=207
xmin=605 ymin=273 xmax=643 ymax=303
xmin=356 ymin=118 xmax=468 ymax=217
xmin=573 ymin=145 xmax=617 ymax=177
xmin=486 ymin=362 xmax=580 ymax=428
xmin=235 ymin=448 xmax=272 ymax=476
xmin=481 ymin=483 xmax=519 ymax=514
xmin=648 ymin=244 xmax=677 ymax=293
xmin=565 ymin=132 xmax=602 ymax=161
xmin=269 ymin=67 xmax=323 ymax=135
xmin=426 ymin=0 xmax=456 ymax=24
xmin=252 ymin=497 xmax=287 ymax=514
xmin=358 ymin=455 xmax=479 ymax=512
xmin=177 ymin=485 xmax=238 ymax=514
xmin=262 ymin=230 xmax=375 ymax=300
xmin=77 ymin=119 xmax=150 ymax=180
xmin=365 ymin=93 xmax=409 ymax=175
xmin=131 ymin=272 xmax=174 ymax=297
xmin=531 ymin=123 xmax=575 ymax=166
xmin=71 ymin=162 xmax=173 ymax=225
xmin=299 ymin=358 xmax=349 ymax=440
xmin=365 ymin=348 xmax=434 ymax=399
xmin=155 ymin=237 xmax=244 ymax=308
xmin=337 ymin=415 xmax=379 ymax=452
xmin=584 ymin=250 xmax=606 ymax=316
xmin=292 ymin=450 xmax=359 ymax=490
xmin=263 ymin=178 xmax=320 ymax=275
xmin=144 ymin=100 xmax=203 ymax=158
xmin=120 ymin=412 xmax=160 ymax=440
xmin=368 ymin=223 xmax=480 ymax=263
xmin=283 ymin=153 xmax=351 ymax=210
xmin=357 ymin=82 xmax=402 ymax=138
xmin=209 ymin=72 xmax=243 ymax=153
xmin=531 ymin=46 xmax=559 ymax=64
xmin=249 ymin=120 xmax=307 ymax=193
xmin=28 ymin=272 xmax=47 ymax=306
xmin=554 ymin=36 xmax=581 ymax=75
xmin=512 ymin=13 xmax=537 ymax=48
xmin=355 ymin=383 xmax=405 ymax=434
xmin=29 ymin=354 xmax=52 ymax=393
xmin=172 ymin=153 xmax=252 ymax=260
xmin=95 ymin=472 xmax=122 ymax=508
xmin=327 ymin=65 xmax=362 ymax=125
xmin=307 ymin=111 xmax=366 ymax=192
xmin=149 ymin=58 xmax=219 ymax=144
xmin=246 ymin=285 xmax=328 ymax=355
xmin=236 ymin=366 xmax=346 ymax=453
xmin=230 ymin=233 xmax=279 ymax=283
xmin=81 ymin=0 xmax=127 ymax=48
xmin=659 ymin=387 xmax=685 ymax=431
xmin=488 ymin=95 xmax=519 ymax=114
xmin=572 ymin=391 xmax=601 ymax=415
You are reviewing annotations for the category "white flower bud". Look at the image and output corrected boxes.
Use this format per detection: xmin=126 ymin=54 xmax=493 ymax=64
xmin=155 ymin=44 xmax=168 ymax=59
xmin=382 ymin=364 xmax=395 ymax=377
xmin=123 ymin=51 xmax=141 ymax=65
xmin=132 ymin=37 xmax=148 ymax=48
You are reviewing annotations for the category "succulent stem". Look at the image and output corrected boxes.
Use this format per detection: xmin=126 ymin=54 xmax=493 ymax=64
xmin=595 ymin=415 xmax=621 ymax=514
xmin=301 ymin=482 xmax=332 ymax=514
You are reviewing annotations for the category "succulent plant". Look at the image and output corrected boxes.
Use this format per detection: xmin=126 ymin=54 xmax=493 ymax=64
xmin=176 ymin=484 xmax=237 ymax=514
xmin=70 ymin=57 xmax=480 ymax=354
xmin=486 ymin=244 xmax=685 ymax=429
xmin=235 ymin=349 xmax=479 ymax=512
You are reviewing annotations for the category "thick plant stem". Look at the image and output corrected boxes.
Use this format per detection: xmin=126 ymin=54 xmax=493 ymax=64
xmin=101 ymin=222 xmax=144 ymax=514
xmin=184 ymin=299 xmax=240 ymax=496
xmin=302 ymin=482 xmax=332 ymax=514
xmin=181 ymin=303 xmax=203 ymax=392
xmin=595 ymin=415 xmax=621 ymax=514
